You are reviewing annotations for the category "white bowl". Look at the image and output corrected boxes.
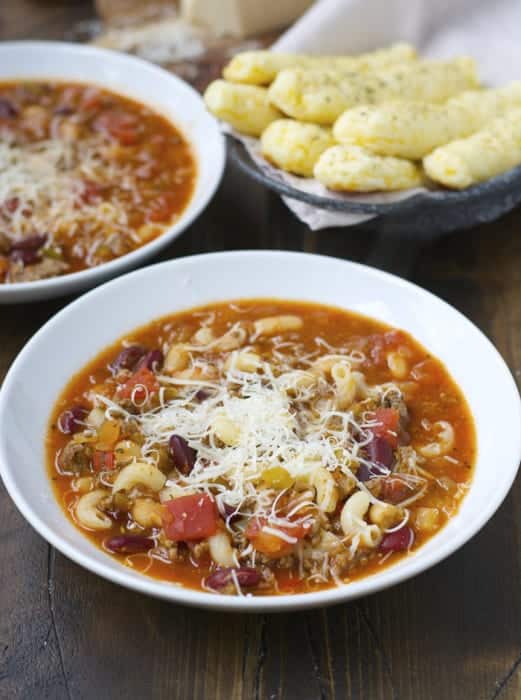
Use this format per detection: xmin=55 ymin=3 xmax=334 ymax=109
xmin=0 ymin=42 xmax=225 ymax=304
xmin=1 ymin=251 xmax=520 ymax=612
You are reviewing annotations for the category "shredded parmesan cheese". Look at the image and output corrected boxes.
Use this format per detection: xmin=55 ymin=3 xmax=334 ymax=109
xmin=93 ymin=335 xmax=417 ymax=578
xmin=0 ymin=137 xmax=138 ymax=253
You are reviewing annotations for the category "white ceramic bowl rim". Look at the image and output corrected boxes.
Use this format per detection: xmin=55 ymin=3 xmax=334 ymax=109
xmin=0 ymin=41 xmax=225 ymax=302
xmin=1 ymin=250 xmax=520 ymax=612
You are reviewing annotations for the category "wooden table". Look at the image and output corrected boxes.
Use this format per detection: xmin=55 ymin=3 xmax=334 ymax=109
xmin=1 ymin=3 xmax=521 ymax=699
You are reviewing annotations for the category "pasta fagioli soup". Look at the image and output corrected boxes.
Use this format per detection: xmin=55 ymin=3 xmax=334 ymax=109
xmin=47 ymin=300 xmax=475 ymax=596
xmin=0 ymin=80 xmax=196 ymax=284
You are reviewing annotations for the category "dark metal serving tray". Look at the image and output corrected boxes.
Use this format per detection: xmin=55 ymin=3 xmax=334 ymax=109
xmin=228 ymin=135 xmax=521 ymax=237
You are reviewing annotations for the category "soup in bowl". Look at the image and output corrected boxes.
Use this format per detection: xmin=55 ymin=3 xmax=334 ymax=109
xmin=0 ymin=251 xmax=519 ymax=611
xmin=0 ymin=42 xmax=225 ymax=303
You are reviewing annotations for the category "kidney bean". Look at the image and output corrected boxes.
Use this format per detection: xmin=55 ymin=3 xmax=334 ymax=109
xmin=9 ymin=234 xmax=48 ymax=264
xmin=3 ymin=197 xmax=19 ymax=214
xmin=137 ymin=349 xmax=163 ymax=372
xmin=0 ymin=98 xmax=18 ymax=119
xmin=221 ymin=501 xmax=241 ymax=523
xmin=205 ymin=567 xmax=261 ymax=591
xmin=54 ymin=105 xmax=74 ymax=116
xmin=380 ymin=526 xmax=415 ymax=553
xmin=105 ymin=534 xmax=155 ymax=554
xmin=109 ymin=345 xmax=146 ymax=373
xmin=194 ymin=389 xmax=210 ymax=402
xmin=222 ymin=502 xmax=236 ymax=517
xmin=57 ymin=405 xmax=89 ymax=434
xmin=357 ymin=462 xmax=388 ymax=482
xmin=10 ymin=248 xmax=41 ymax=265
xmin=367 ymin=436 xmax=394 ymax=468
xmin=10 ymin=234 xmax=48 ymax=252
xmin=169 ymin=435 xmax=197 ymax=475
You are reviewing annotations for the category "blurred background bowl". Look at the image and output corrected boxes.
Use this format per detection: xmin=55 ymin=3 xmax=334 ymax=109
xmin=0 ymin=41 xmax=226 ymax=304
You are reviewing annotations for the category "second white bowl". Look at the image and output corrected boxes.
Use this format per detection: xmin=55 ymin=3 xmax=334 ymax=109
xmin=0 ymin=41 xmax=225 ymax=304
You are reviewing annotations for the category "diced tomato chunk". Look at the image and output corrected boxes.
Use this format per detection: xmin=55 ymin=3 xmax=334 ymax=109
xmin=163 ymin=494 xmax=219 ymax=542
xmin=117 ymin=366 xmax=159 ymax=401
xmin=370 ymin=408 xmax=400 ymax=448
xmin=245 ymin=517 xmax=311 ymax=559
xmin=94 ymin=111 xmax=140 ymax=145
xmin=93 ymin=450 xmax=115 ymax=472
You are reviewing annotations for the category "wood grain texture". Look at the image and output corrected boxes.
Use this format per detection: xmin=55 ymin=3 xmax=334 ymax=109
xmin=1 ymin=4 xmax=521 ymax=699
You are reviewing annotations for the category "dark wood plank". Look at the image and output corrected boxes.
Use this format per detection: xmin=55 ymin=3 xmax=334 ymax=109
xmin=0 ymin=489 xmax=68 ymax=699
xmin=2 ymin=4 xmax=521 ymax=700
xmin=0 ymin=0 xmax=94 ymax=42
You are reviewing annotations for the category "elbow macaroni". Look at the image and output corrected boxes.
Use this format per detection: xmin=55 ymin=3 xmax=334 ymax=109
xmin=311 ymin=354 xmax=351 ymax=375
xmin=224 ymin=350 xmax=262 ymax=372
xmin=358 ymin=524 xmax=383 ymax=548
xmin=368 ymin=502 xmax=404 ymax=529
xmin=331 ymin=360 xmax=357 ymax=409
xmin=76 ymin=489 xmax=112 ymax=530
xmin=212 ymin=325 xmax=247 ymax=352
xmin=253 ymin=315 xmax=303 ymax=337
xmin=86 ymin=407 xmax=105 ymax=429
xmin=192 ymin=327 xmax=215 ymax=346
xmin=340 ymin=491 xmax=382 ymax=547
xmin=112 ymin=461 xmax=166 ymax=493
xmin=419 ymin=420 xmax=455 ymax=457
xmin=414 ymin=507 xmax=440 ymax=532
xmin=208 ymin=531 xmax=236 ymax=567
xmin=386 ymin=352 xmax=409 ymax=379
xmin=277 ymin=369 xmax=317 ymax=395
xmin=312 ymin=467 xmax=339 ymax=513
xmin=340 ymin=490 xmax=370 ymax=534
xmin=164 ymin=344 xmax=190 ymax=372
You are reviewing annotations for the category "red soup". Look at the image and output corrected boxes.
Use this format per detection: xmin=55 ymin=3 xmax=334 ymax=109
xmin=47 ymin=300 xmax=476 ymax=596
xmin=0 ymin=80 xmax=196 ymax=283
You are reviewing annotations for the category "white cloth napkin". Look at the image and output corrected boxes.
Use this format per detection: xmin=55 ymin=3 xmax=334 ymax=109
xmin=251 ymin=0 xmax=521 ymax=229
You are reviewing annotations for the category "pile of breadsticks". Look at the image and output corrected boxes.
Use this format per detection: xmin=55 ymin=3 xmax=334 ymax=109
xmin=204 ymin=43 xmax=521 ymax=192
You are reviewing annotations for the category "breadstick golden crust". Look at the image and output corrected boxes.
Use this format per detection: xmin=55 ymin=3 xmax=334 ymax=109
xmin=314 ymin=145 xmax=423 ymax=192
xmin=333 ymin=83 xmax=521 ymax=159
xmin=423 ymin=109 xmax=521 ymax=189
xmin=261 ymin=120 xmax=335 ymax=177
xmin=204 ymin=80 xmax=281 ymax=136
xmin=222 ymin=43 xmax=416 ymax=85
xmin=269 ymin=58 xmax=478 ymax=125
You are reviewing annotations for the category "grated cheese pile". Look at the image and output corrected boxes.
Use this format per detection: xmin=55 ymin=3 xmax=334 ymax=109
xmin=0 ymin=136 xmax=139 ymax=259
xmin=96 ymin=341 xmax=410 ymax=534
